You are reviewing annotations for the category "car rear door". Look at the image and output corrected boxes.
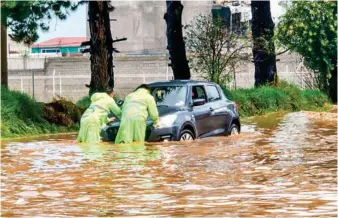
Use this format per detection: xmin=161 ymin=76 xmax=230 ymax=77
xmin=205 ymin=85 xmax=231 ymax=134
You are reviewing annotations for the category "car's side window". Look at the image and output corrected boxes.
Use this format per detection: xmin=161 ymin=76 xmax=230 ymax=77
xmin=206 ymin=85 xmax=221 ymax=102
xmin=191 ymin=85 xmax=207 ymax=102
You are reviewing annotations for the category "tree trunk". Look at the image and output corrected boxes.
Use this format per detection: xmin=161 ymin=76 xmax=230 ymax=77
xmin=87 ymin=1 xmax=113 ymax=95
xmin=251 ymin=0 xmax=277 ymax=86
xmin=1 ymin=24 xmax=8 ymax=87
xmin=328 ymin=59 xmax=337 ymax=103
xmin=164 ymin=1 xmax=190 ymax=80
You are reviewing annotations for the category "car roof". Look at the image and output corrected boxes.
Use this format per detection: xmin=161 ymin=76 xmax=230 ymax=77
xmin=147 ymin=80 xmax=218 ymax=87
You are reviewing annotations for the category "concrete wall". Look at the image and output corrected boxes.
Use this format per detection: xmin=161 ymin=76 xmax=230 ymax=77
xmin=8 ymin=53 xmax=307 ymax=103
xmin=8 ymin=57 xmax=46 ymax=70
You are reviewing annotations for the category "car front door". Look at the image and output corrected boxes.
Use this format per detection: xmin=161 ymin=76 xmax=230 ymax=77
xmin=191 ymin=85 xmax=213 ymax=137
xmin=205 ymin=85 xmax=231 ymax=135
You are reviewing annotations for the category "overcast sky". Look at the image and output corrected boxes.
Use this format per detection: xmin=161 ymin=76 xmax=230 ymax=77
xmin=37 ymin=1 xmax=285 ymax=43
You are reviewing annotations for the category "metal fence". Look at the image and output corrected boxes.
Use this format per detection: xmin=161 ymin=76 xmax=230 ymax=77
xmin=8 ymin=69 xmax=174 ymax=102
xmin=8 ymin=68 xmax=314 ymax=103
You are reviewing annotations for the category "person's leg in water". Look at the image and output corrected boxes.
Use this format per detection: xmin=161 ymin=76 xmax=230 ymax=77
xmin=133 ymin=119 xmax=147 ymax=142
xmin=77 ymin=116 xmax=101 ymax=143
xmin=115 ymin=118 xmax=134 ymax=144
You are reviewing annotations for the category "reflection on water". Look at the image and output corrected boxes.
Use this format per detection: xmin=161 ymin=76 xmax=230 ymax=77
xmin=1 ymin=112 xmax=337 ymax=217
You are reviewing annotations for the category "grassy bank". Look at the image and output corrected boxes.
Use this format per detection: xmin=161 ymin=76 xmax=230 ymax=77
xmin=78 ymin=81 xmax=331 ymax=119
xmin=1 ymin=87 xmax=82 ymax=139
xmin=1 ymin=81 xmax=331 ymax=139
xmin=223 ymin=81 xmax=331 ymax=117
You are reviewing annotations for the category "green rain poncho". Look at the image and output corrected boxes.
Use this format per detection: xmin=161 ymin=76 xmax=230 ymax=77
xmin=77 ymin=93 xmax=121 ymax=143
xmin=115 ymin=88 xmax=159 ymax=144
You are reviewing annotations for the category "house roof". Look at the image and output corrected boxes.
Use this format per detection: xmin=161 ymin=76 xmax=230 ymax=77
xmin=32 ymin=37 xmax=87 ymax=48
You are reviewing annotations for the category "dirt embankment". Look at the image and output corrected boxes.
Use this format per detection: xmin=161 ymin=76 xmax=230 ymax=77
xmin=43 ymin=98 xmax=85 ymax=127
xmin=302 ymin=105 xmax=337 ymax=122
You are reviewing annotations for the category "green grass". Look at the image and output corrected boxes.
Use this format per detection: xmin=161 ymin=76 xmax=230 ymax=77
xmin=76 ymin=95 xmax=91 ymax=109
xmin=1 ymin=81 xmax=331 ymax=139
xmin=223 ymin=81 xmax=331 ymax=117
xmin=1 ymin=87 xmax=78 ymax=139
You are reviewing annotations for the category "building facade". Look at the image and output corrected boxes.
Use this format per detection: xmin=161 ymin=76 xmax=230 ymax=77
xmin=8 ymin=38 xmax=30 ymax=55
xmin=86 ymin=1 xmax=213 ymax=55
xmin=84 ymin=1 xmax=256 ymax=55
xmin=31 ymin=37 xmax=87 ymax=55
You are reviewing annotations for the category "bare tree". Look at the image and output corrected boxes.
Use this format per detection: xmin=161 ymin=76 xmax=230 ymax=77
xmin=184 ymin=14 xmax=251 ymax=88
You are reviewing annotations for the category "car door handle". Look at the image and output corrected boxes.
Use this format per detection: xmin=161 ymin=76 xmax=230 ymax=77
xmin=209 ymin=107 xmax=214 ymax=111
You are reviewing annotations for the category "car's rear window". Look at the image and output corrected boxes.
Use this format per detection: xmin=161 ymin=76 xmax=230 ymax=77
xmin=206 ymin=85 xmax=221 ymax=102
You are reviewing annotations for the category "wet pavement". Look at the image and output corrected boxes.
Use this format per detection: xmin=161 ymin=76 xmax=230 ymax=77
xmin=1 ymin=111 xmax=337 ymax=217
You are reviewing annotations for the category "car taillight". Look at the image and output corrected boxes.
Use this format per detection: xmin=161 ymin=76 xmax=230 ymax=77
xmin=234 ymin=102 xmax=238 ymax=111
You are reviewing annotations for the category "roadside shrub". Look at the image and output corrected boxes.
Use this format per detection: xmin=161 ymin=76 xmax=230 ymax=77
xmin=43 ymin=97 xmax=85 ymax=127
xmin=1 ymin=87 xmax=45 ymax=123
xmin=224 ymin=88 xmax=253 ymax=117
xmin=275 ymin=80 xmax=305 ymax=110
xmin=301 ymin=89 xmax=329 ymax=109
xmin=76 ymin=95 xmax=91 ymax=109
xmin=1 ymin=86 xmax=78 ymax=138
xmin=248 ymin=87 xmax=291 ymax=114
xmin=222 ymin=81 xmax=330 ymax=117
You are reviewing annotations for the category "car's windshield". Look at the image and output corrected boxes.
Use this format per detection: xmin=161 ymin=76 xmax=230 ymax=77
xmin=151 ymin=86 xmax=187 ymax=107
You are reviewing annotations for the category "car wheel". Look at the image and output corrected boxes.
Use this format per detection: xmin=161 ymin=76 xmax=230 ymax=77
xmin=229 ymin=124 xmax=240 ymax=135
xmin=179 ymin=129 xmax=195 ymax=141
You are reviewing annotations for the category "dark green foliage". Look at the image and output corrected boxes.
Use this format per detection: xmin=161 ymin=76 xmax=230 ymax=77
xmin=1 ymin=1 xmax=81 ymax=44
xmin=223 ymin=81 xmax=330 ymax=117
xmin=276 ymin=1 xmax=337 ymax=101
xmin=1 ymin=86 xmax=45 ymax=124
xmin=76 ymin=96 xmax=91 ymax=109
xmin=301 ymin=90 xmax=329 ymax=109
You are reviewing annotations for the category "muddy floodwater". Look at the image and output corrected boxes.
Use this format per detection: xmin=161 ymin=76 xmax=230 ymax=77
xmin=1 ymin=111 xmax=337 ymax=217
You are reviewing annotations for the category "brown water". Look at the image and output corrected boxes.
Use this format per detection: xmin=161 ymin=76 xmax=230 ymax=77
xmin=1 ymin=112 xmax=337 ymax=217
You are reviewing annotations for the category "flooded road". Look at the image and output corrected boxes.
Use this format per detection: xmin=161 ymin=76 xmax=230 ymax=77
xmin=1 ymin=111 xmax=337 ymax=217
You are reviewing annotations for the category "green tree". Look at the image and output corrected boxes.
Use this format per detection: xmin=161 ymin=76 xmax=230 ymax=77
xmin=1 ymin=1 xmax=81 ymax=87
xmin=276 ymin=1 xmax=337 ymax=102
xmin=184 ymin=14 xmax=251 ymax=88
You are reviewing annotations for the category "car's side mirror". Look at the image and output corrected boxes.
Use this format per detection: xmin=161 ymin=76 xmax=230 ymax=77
xmin=193 ymin=98 xmax=206 ymax=106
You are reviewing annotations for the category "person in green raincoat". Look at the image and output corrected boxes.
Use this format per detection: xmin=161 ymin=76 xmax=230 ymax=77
xmin=115 ymin=84 xmax=159 ymax=144
xmin=77 ymin=88 xmax=121 ymax=143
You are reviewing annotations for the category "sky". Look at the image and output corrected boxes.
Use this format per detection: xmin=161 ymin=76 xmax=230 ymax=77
xmin=37 ymin=4 xmax=87 ymax=43
xmin=36 ymin=1 xmax=284 ymax=43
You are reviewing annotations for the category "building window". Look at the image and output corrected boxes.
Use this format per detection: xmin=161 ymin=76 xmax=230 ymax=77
xmin=41 ymin=49 xmax=60 ymax=54
xmin=78 ymin=48 xmax=85 ymax=53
